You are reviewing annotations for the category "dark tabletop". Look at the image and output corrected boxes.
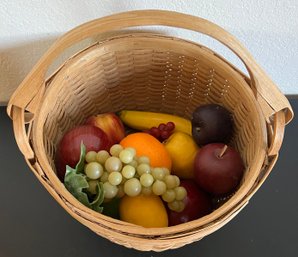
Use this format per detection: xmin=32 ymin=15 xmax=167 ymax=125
xmin=1 ymin=98 xmax=297 ymax=257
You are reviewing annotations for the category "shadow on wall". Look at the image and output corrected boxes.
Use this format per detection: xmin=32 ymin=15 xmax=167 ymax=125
xmin=0 ymin=36 xmax=59 ymax=105
xmin=0 ymin=27 xmax=244 ymax=107
xmin=1 ymin=28 xmax=296 ymax=106
xmin=0 ymin=34 xmax=105 ymax=105
xmin=0 ymin=29 xmax=160 ymax=106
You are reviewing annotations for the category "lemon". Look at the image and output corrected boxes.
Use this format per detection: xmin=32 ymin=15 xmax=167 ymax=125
xmin=164 ymin=131 xmax=199 ymax=179
xmin=119 ymin=194 xmax=168 ymax=228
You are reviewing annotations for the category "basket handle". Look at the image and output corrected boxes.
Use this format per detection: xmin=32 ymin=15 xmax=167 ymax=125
xmin=7 ymin=10 xmax=293 ymax=159
xmin=268 ymin=111 xmax=285 ymax=156
xmin=11 ymin=106 xmax=35 ymax=161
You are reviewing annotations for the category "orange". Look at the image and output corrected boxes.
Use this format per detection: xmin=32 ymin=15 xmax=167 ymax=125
xmin=120 ymin=132 xmax=172 ymax=170
xmin=119 ymin=194 xmax=168 ymax=228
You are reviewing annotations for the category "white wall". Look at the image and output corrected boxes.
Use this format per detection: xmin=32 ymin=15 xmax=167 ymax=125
xmin=1 ymin=0 xmax=297 ymax=104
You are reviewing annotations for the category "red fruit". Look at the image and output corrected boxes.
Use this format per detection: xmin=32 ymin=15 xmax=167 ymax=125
xmin=55 ymin=125 xmax=111 ymax=181
xmin=194 ymin=143 xmax=244 ymax=195
xmin=158 ymin=123 xmax=166 ymax=131
xmin=160 ymin=130 xmax=170 ymax=140
xmin=166 ymin=121 xmax=175 ymax=131
xmin=150 ymin=127 xmax=161 ymax=139
xmin=168 ymin=180 xmax=212 ymax=226
xmin=85 ymin=113 xmax=125 ymax=145
xmin=145 ymin=122 xmax=175 ymax=141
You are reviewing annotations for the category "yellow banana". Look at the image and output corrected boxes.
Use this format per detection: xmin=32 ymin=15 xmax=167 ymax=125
xmin=118 ymin=110 xmax=192 ymax=135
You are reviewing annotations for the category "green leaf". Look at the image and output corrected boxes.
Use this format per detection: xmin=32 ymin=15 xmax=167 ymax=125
xmin=64 ymin=168 xmax=91 ymax=208
xmin=63 ymin=143 xmax=104 ymax=213
xmin=90 ymin=181 xmax=105 ymax=212
xmin=64 ymin=143 xmax=85 ymax=177
xmin=76 ymin=142 xmax=86 ymax=173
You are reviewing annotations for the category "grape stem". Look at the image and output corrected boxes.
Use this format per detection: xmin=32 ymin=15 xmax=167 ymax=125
xmin=218 ymin=145 xmax=228 ymax=158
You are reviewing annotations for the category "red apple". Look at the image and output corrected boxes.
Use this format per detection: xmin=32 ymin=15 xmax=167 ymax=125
xmin=55 ymin=125 xmax=111 ymax=181
xmin=168 ymin=180 xmax=212 ymax=226
xmin=85 ymin=113 xmax=125 ymax=145
xmin=194 ymin=143 xmax=244 ymax=195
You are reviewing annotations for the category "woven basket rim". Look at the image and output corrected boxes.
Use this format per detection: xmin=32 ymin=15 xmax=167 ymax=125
xmin=31 ymin=33 xmax=268 ymax=237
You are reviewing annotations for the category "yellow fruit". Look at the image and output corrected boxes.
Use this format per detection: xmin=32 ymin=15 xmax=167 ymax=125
xmin=164 ymin=132 xmax=199 ymax=179
xmin=119 ymin=194 xmax=168 ymax=228
xmin=118 ymin=110 xmax=192 ymax=135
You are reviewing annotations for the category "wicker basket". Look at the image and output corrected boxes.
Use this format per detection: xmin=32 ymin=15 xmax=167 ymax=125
xmin=7 ymin=10 xmax=293 ymax=251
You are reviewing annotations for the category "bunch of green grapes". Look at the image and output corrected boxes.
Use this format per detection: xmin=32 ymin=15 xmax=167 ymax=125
xmin=83 ymin=144 xmax=187 ymax=212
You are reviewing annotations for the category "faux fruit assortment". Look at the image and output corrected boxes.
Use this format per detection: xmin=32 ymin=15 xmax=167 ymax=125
xmin=55 ymin=104 xmax=245 ymax=228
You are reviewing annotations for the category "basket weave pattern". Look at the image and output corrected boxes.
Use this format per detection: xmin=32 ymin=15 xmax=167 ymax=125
xmin=32 ymin=34 xmax=267 ymax=250
xmin=7 ymin=11 xmax=293 ymax=251
xmin=43 ymin=35 xmax=259 ymax=168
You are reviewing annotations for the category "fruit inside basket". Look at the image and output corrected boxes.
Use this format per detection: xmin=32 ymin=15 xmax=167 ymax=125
xmin=7 ymin=11 xmax=293 ymax=251
xmin=34 ymin=33 xmax=267 ymax=229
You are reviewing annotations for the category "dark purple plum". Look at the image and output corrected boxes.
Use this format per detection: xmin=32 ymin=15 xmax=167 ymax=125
xmin=191 ymin=104 xmax=234 ymax=146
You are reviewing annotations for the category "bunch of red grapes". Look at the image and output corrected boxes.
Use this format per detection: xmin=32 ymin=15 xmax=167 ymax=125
xmin=145 ymin=122 xmax=175 ymax=141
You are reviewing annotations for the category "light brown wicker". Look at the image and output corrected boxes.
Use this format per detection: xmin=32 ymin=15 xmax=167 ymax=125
xmin=7 ymin=10 xmax=294 ymax=251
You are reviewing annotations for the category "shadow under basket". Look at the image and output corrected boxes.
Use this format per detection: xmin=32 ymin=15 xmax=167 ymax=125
xmin=7 ymin=11 xmax=293 ymax=251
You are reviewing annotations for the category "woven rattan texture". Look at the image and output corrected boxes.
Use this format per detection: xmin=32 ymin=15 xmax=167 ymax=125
xmin=32 ymin=35 xmax=266 ymax=251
